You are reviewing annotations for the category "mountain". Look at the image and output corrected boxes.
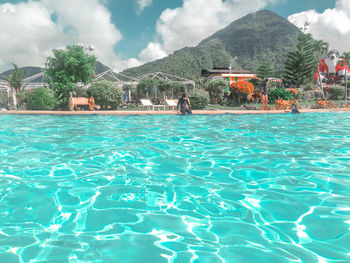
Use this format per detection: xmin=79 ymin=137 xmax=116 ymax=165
xmin=0 ymin=61 xmax=110 ymax=82
xmin=122 ymin=10 xmax=301 ymax=79
xmin=0 ymin=66 xmax=43 ymax=81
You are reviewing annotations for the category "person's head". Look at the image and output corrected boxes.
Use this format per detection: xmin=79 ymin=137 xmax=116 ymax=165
xmin=261 ymin=78 xmax=268 ymax=86
xmin=181 ymin=93 xmax=187 ymax=99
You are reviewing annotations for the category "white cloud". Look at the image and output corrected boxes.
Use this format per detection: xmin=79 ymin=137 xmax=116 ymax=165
xmin=137 ymin=0 xmax=152 ymax=14
xmin=139 ymin=42 xmax=167 ymax=62
xmin=288 ymin=0 xmax=350 ymax=53
xmin=136 ymin=0 xmax=280 ymax=63
xmin=0 ymin=0 xmax=127 ymax=73
xmin=123 ymin=57 xmax=144 ymax=69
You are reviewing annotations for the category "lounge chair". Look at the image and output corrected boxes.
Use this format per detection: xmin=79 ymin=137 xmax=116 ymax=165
xmin=140 ymin=99 xmax=165 ymax=111
xmin=165 ymin=99 xmax=177 ymax=110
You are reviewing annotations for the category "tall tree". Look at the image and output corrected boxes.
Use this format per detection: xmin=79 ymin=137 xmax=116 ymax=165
xmin=44 ymin=45 xmax=96 ymax=104
xmin=342 ymin=52 xmax=350 ymax=100
xmin=282 ymin=33 xmax=315 ymax=89
xmin=135 ymin=78 xmax=157 ymax=100
xmin=257 ymin=62 xmax=274 ymax=80
xmin=313 ymin=39 xmax=329 ymax=97
xmin=6 ymin=63 xmax=27 ymax=93
xmin=157 ymin=79 xmax=172 ymax=99
xmin=5 ymin=63 xmax=27 ymax=108
xmin=341 ymin=52 xmax=350 ymax=65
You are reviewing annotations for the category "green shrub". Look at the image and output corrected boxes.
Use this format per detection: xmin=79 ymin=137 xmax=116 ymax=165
xmin=269 ymin=88 xmax=292 ymax=103
xmin=16 ymin=91 xmax=28 ymax=110
xmin=135 ymin=79 xmax=156 ymax=100
xmin=206 ymin=79 xmax=227 ymax=103
xmin=188 ymin=89 xmax=209 ymax=109
xmin=87 ymin=81 xmax=122 ymax=109
xmin=26 ymin=88 xmax=58 ymax=110
xmin=172 ymin=83 xmax=186 ymax=98
xmin=327 ymin=86 xmax=345 ymax=100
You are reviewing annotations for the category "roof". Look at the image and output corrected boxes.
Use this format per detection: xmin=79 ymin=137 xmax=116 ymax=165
xmin=267 ymin=78 xmax=283 ymax=83
xmin=201 ymin=68 xmax=253 ymax=77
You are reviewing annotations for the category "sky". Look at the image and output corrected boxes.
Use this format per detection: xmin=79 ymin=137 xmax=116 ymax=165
xmin=0 ymin=0 xmax=348 ymax=74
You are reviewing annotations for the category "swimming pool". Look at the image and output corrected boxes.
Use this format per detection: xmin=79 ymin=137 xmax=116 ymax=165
xmin=0 ymin=113 xmax=349 ymax=263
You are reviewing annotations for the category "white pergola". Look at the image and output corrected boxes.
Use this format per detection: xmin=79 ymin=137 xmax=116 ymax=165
xmin=86 ymin=70 xmax=196 ymax=102
xmin=22 ymin=72 xmax=46 ymax=90
xmin=2 ymin=70 xmax=195 ymax=104
xmin=0 ymin=80 xmax=10 ymax=107
xmin=136 ymin=71 xmax=195 ymax=88
xmin=87 ymin=70 xmax=195 ymax=88
xmin=85 ymin=69 xmax=140 ymax=88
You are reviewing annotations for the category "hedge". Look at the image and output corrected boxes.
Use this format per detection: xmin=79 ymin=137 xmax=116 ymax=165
xmin=327 ymin=86 xmax=345 ymax=100
xmin=269 ymin=88 xmax=292 ymax=103
xmin=188 ymin=89 xmax=209 ymax=110
xmin=26 ymin=88 xmax=58 ymax=110
xmin=87 ymin=81 xmax=123 ymax=109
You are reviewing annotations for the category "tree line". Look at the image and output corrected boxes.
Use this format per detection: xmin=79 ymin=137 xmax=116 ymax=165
xmin=4 ymin=33 xmax=350 ymax=110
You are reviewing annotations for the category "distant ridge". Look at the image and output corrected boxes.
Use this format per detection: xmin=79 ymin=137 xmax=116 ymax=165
xmin=0 ymin=61 xmax=110 ymax=82
xmin=122 ymin=9 xmax=301 ymax=79
xmin=0 ymin=10 xmax=301 ymax=82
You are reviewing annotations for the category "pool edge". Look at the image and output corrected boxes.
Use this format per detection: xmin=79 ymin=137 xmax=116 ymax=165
xmin=0 ymin=108 xmax=350 ymax=115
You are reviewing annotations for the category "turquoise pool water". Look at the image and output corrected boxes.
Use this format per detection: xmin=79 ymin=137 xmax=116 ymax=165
xmin=0 ymin=113 xmax=349 ymax=263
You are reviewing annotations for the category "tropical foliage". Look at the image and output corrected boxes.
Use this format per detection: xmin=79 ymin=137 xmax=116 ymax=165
xmin=257 ymin=62 xmax=274 ymax=80
xmin=327 ymin=86 xmax=344 ymax=100
xmin=87 ymin=81 xmax=123 ymax=109
xmin=313 ymin=39 xmax=329 ymax=97
xmin=206 ymin=79 xmax=227 ymax=103
xmin=341 ymin=52 xmax=350 ymax=65
xmin=26 ymin=88 xmax=58 ymax=110
xmin=188 ymin=89 xmax=209 ymax=109
xmin=135 ymin=79 xmax=157 ymax=100
xmin=5 ymin=63 xmax=28 ymax=108
xmin=44 ymin=45 xmax=96 ymax=104
xmin=5 ymin=63 xmax=27 ymax=93
xmin=282 ymin=33 xmax=315 ymax=89
xmin=172 ymin=83 xmax=186 ymax=98
xmin=268 ymin=88 xmax=292 ymax=103
xmin=157 ymin=79 xmax=172 ymax=99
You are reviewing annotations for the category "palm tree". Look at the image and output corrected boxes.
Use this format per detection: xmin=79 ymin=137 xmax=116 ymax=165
xmin=341 ymin=52 xmax=350 ymax=65
xmin=342 ymin=52 xmax=350 ymax=100
xmin=5 ymin=63 xmax=27 ymax=108
xmin=313 ymin=40 xmax=329 ymax=97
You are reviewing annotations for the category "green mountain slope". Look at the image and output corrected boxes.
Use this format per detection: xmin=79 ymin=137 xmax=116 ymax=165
xmin=123 ymin=10 xmax=300 ymax=79
xmin=123 ymin=40 xmax=238 ymax=80
xmin=0 ymin=66 xmax=43 ymax=81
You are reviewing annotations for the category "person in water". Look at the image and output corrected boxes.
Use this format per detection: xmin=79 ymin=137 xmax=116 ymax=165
xmin=177 ymin=93 xmax=192 ymax=115
xmin=291 ymin=103 xmax=300 ymax=114
xmin=261 ymin=79 xmax=269 ymax=110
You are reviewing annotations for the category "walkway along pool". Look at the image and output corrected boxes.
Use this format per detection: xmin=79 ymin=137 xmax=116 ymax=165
xmin=0 ymin=113 xmax=349 ymax=262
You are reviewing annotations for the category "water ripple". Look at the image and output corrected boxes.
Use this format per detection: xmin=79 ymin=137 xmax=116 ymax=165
xmin=0 ymin=113 xmax=349 ymax=262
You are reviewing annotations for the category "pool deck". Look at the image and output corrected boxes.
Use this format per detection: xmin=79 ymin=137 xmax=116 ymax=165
xmin=0 ymin=108 xmax=349 ymax=115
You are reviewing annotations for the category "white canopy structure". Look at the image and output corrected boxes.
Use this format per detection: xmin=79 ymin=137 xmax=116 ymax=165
xmin=86 ymin=70 xmax=195 ymax=88
xmin=136 ymin=71 xmax=195 ymax=88
xmin=85 ymin=69 xmax=139 ymax=89
xmin=22 ymin=72 xmax=46 ymax=90
xmin=0 ymin=80 xmax=12 ymax=108
xmin=86 ymin=70 xmax=195 ymax=102
xmin=2 ymin=69 xmax=195 ymax=104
